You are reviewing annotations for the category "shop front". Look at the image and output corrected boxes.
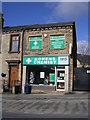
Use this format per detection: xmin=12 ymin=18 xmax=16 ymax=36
xmin=22 ymin=55 xmax=69 ymax=93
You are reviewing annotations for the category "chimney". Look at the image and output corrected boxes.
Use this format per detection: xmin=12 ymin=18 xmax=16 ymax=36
xmin=0 ymin=12 xmax=4 ymax=28
xmin=2 ymin=14 xmax=4 ymax=28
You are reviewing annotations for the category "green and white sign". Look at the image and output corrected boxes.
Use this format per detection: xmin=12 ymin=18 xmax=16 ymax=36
xmin=49 ymin=73 xmax=55 ymax=82
xmin=29 ymin=36 xmax=42 ymax=50
xmin=50 ymin=35 xmax=64 ymax=49
xmin=23 ymin=55 xmax=69 ymax=65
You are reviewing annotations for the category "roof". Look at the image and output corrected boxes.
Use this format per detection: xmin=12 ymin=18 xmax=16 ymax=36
xmin=3 ymin=21 xmax=75 ymax=32
xmin=77 ymin=54 xmax=90 ymax=65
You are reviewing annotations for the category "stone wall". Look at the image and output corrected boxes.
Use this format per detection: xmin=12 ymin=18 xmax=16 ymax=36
xmin=23 ymin=27 xmax=73 ymax=55
xmin=0 ymin=54 xmax=2 ymax=93
xmin=2 ymin=32 xmax=22 ymax=88
xmin=23 ymin=26 xmax=74 ymax=91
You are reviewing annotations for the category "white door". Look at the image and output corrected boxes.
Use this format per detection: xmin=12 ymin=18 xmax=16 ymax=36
xmin=56 ymin=66 xmax=69 ymax=92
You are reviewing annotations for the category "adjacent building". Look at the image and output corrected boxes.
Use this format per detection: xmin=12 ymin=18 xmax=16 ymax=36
xmin=0 ymin=32 xmax=1 ymax=74
xmin=2 ymin=26 xmax=23 ymax=91
xmin=77 ymin=54 xmax=90 ymax=68
xmin=0 ymin=13 xmax=3 ymax=93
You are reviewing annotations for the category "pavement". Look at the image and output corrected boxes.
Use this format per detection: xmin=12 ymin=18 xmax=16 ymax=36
xmin=1 ymin=91 xmax=89 ymax=119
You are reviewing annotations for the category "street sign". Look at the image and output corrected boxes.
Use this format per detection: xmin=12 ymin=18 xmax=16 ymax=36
xmin=50 ymin=35 xmax=64 ymax=49
xmin=29 ymin=36 xmax=42 ymax=50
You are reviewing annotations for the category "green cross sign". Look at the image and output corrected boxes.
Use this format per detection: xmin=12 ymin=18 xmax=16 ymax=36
xmin=26 ymin=58 xmax=31 ymax=64
xmin=29 ymin=36 xmax=42 ymax=50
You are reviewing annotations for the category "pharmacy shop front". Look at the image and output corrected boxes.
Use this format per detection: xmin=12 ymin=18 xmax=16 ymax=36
xmin=22 ymin=55 xmax=69 ymax=92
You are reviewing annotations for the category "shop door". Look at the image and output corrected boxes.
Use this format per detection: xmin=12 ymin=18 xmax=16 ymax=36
xmin=56 ymin=66 xmax=69 ymax=92
xmin=10 ymin=66 xmax=17 ymax=87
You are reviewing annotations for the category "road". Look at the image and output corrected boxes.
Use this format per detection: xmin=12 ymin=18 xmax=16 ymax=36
xmin=2 ymin=92 xmax=89 ymax=119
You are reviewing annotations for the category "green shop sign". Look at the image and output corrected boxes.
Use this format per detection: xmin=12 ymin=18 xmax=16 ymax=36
xmin=29 ymin=36 xmax=42 ymax=50
xmin=23 ymin=55 xmax=69 ymax=65
xmin=50 ymin=35 xmax=64 ymax=49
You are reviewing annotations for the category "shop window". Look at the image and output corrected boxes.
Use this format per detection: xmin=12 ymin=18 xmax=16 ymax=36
xmin=57 ymin=69 xmax=65 ymax=90
xmin=57 ymin=71 xmax=65 ymax=80
xmin=57 ymin=82 xmax=65 ymax=89
xmin=29 ymin=36 xmax=42 ymax=50
xmin=50 ymin=35 xmax=65 ymax=49
xmin=10 ymin=35 xmax=20 ymax=52
xmin=27 ymin=65 xmax=55 ymax=85
xmin=49 ymin=73 xmax=55 ymax=82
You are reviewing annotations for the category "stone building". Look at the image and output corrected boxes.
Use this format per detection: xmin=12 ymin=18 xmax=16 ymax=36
xmin=0 ymin=34 xmax=2 ymax=93
xmin=0 ymin=13 xmax=3 ymax=93
xmin=2 ymin=26 xmax=23 ymax=91
xmin=77 ymin=54 xmax=90 ymax=68
xmin=22 ymin=21 xmax=77 ymax=93
xmin=2 ymin=21 xmax=77 ymax=93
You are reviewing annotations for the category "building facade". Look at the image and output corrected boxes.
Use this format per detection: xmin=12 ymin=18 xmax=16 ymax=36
xmin=2 ymin=21 xmax=77 ymax=93
xmin=0 ymin=13 xmax=3 ymax=93
xmin=77 ymin=54 xmax=90 ymax=68
xmin=2 ymin=27 xmax=23 ymax=91
xmin=22 ymin=22 xmax=77 ymax=93
xmin=0 ymin=47 xmax=1 ymax=84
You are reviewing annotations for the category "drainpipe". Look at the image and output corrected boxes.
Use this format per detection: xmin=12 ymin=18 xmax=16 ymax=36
xmin=21 ymin=29 xmax=25 ymax=92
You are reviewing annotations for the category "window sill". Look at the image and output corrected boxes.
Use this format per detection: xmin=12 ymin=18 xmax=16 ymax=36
xmin=8 ymin=51 xmax=20 ymax=54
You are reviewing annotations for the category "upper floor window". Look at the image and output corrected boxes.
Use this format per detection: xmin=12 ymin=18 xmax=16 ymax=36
xmin=29 ymin=36 xmax=42 ymax=50
xmin=10 ymin=35 xmax=20 ymax=52
xmin=50 ymin=35 xmax=65 ymax=49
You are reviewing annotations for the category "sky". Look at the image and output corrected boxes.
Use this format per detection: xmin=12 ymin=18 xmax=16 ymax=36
xmin=2 ymin=2 xmax=89 ymax=53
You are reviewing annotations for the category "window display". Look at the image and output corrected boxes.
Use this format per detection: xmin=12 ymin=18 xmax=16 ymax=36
xmin=57 ymin=71 xmax=65 ymax=80
xmin=49 ymin=73 xmax=55 ymax=82
xmin=57 ymin=69 xmax=65 ymax=90
xmin=57 ymin=82 xmax=65 ymax=89
xmin=40 ymin=72 xmax=45 ymax=78
xmin=27 ymin=65 xmax=55 ymax=85
xmin=44 ymin=77 xmax=48 ymax=85
xmin=29 ymin=72 xmax=35 ymax=84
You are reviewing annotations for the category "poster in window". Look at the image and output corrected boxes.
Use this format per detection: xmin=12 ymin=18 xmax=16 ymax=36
xmin=50 ymin=35 xmax=64 ymax=49
xmin=40 ymin=72 xmax=45 ymax=78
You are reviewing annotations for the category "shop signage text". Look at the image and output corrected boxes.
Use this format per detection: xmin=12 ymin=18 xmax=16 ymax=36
xmin=50 ymin=35 xmax=64 ymax=49
xmin=58 ymin=56 xmax=69 ymax=65
xmin=23 ymin=56 xmax=69 ymax=65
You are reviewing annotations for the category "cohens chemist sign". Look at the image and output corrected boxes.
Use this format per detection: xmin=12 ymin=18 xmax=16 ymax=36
xmin=23 ymin=56 xmax=69 ymax=65
xmin=34 ymin=57 xmax=57 ymax=64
